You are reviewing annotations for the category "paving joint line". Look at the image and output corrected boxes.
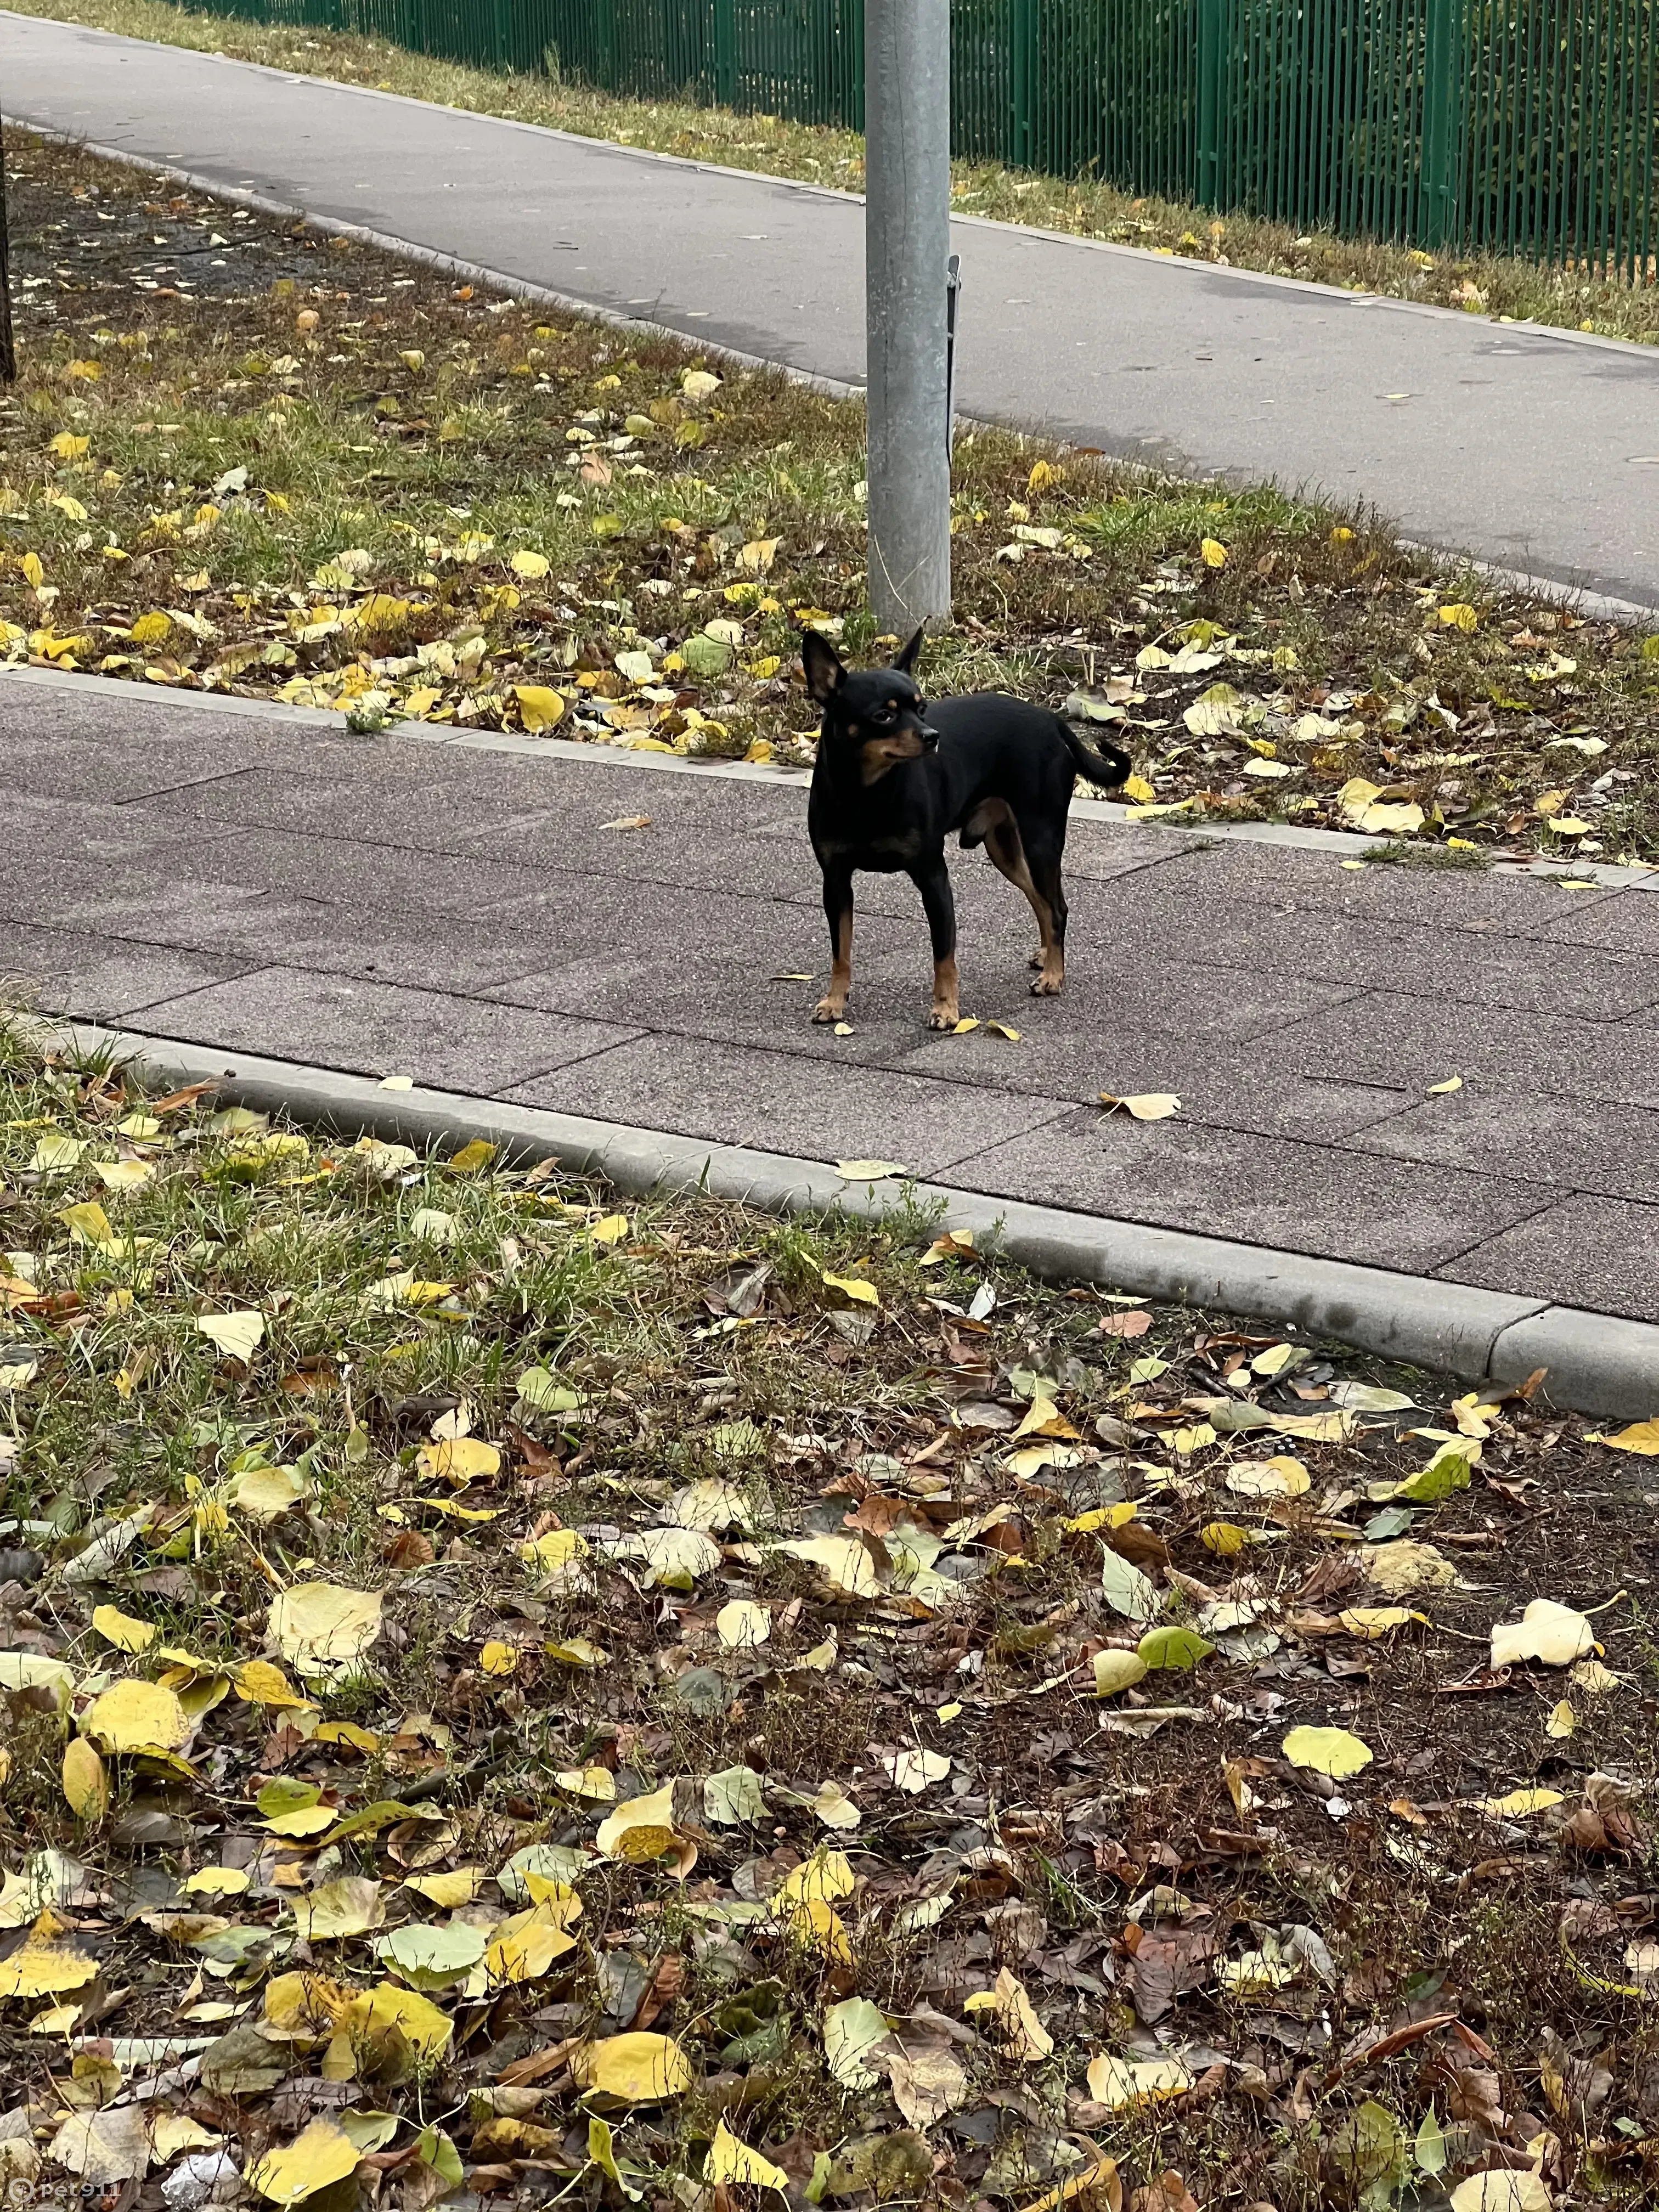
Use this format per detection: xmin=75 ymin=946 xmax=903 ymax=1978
xmin=33 ymin=1019 xmax=1658 ymax=1418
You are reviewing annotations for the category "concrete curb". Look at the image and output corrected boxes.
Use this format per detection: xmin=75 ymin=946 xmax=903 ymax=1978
xmin=7 ymin=661 xmax=1655 ymax=887
xmin=58 ymin=1022 xmax=1659 ymax=1419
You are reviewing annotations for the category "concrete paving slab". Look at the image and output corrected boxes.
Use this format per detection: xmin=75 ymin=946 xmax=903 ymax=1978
xmin=1350 ymin=1085 xmax=1659 ymax=1204
xmin=483 ymin=931 xmax=930 ymax=1068
xmin=1278 ymin=991 xmax=1659 ymax=1109
xmin=1141 ymin=839 xmax=1628 ymax=939
xmin=506 ymin=1035 xmax=1076 ymax=1177
xmin=0 ymin=921 xmax=257 ymax=1023
xmin=0 ymin=791 xmax=244 ymax=870
xmin=160 ymin=826 xmax=560 ymax=921
xmin=133 ymin=967 xmax=646 ymax=1093
xmin=940 ymin=1106 xmax=1554 ymax=1274
xmin=1444 ymin=1193 xmax=1659 ymax=1322
xmin=16 ymin=862 xmax=740 ymax=1000
xmin=124 ymin=766 xmax=563 ymax=855
xmin=0 ymin=699 xmax=302 ymax=799
xmin=948 ymin=860 xmax=1655 ymax=1020
xmin=460 ymin=819 xmax=818 ymax=904
xmin=174 ymin=900 xmax=633 ymax=999
xmin=1201 ymin=902 xmax=1658 ymax=1019
xmin=894 ymin=1029 xmax=1416 ymax=1142
xmin=1533 ymin=888 xmax=1659 ymax=956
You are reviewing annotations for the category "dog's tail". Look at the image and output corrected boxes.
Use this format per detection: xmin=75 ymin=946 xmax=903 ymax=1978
xmin=1056 ymin=713 xmax=1132 ymax=789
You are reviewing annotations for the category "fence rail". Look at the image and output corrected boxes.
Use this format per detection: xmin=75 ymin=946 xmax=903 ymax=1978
xmin=182 ymin=0 xmax=1658 ymax=275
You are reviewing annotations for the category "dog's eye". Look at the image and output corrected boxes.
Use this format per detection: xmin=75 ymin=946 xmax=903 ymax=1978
xmin=868 ymin=705 xmax=894 ymax=725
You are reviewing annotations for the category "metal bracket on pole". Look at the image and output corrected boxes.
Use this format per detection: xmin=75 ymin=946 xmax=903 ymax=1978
xmin=945 ymin=253 xmax=962 ymax=455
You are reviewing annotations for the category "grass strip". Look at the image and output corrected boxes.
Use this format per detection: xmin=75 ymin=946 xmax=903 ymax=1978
xmin=1 ymin=1012 xmax=1656 ymax=2203
xmin=1 ymin=131 xmax=1656 ymax=860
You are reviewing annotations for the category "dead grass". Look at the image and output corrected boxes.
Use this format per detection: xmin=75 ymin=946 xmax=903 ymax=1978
xmin=9 ymin=0 xmax=1659 ymax=346
xmin=2 ymin=131 xmax=1657 ymax=864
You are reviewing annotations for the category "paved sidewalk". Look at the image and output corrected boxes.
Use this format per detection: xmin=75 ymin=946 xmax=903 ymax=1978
xmin=3 ymin=672 xmax=1657 ymax=1323
xmin=5 ymin=12 xmax=1659 ymax=609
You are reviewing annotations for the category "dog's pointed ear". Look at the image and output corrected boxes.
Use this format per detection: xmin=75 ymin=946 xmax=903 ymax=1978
xmin=802 ymin=630 xmax=847 ymax=705
xmin=891 ymin=625 xmax=926 ymax=675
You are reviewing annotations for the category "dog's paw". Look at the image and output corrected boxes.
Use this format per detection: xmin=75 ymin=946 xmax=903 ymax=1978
xmin=928 ymin=1005 xmax=960 ymax=1031
xmin=812 ymin=997 xmax=846 ymax=1025
xmin=1029 ymin=972 xmax=1064 ymax=997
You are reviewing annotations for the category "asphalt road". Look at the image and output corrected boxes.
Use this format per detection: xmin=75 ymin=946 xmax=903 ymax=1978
xmin=4 ymin=10 xmax=1659 ymax=608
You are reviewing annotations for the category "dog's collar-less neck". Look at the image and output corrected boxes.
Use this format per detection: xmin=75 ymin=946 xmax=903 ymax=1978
xmin=812 ymin=725 xmax=865 ymax=793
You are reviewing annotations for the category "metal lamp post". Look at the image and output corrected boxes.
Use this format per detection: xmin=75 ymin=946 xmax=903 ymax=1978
xmin=863 ymin=0 xmax=952 ymax=636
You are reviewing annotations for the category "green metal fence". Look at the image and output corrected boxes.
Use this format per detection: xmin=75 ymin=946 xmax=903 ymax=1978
xmin=184 ymin=0 xmax=1658 ymax=275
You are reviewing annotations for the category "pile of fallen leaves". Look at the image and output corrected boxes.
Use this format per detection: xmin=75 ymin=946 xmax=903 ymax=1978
xmin=2 ymin=1019 xmax=1658 ymax=2209
xmin=2 ymin=135 xmax=1657 ymax=860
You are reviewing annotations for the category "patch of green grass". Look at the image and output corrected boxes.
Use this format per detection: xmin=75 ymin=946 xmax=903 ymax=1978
xmin=1362 ymin=839 xmax=1493 ymax=870
xmin=2 ymin=132 xmax=1656 ymax=859
xmin=11 ymin=0 xmax=1659 ymax=345
xmin=1 ymin=1015 xmax=1656 ymax=2203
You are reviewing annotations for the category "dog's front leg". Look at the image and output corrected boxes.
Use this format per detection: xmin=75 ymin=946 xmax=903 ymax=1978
xmin=913 ymin=862 xmax=960 ymax=1030
xmin=813 ymin=867 xmax=855 ymax=1023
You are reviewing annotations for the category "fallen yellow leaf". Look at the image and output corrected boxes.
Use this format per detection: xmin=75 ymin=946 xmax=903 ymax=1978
xmin=1281 ymin=1724 xmax=1373 ymax=1779
xmin=705 ymin=2118 xmax=788 ymax=2192
xmin=1490 ymin=1599 xmax=1595 ymax=1669
xmin=1015 ymin=2156 xmax=1121 ymax=2212
xmin=484 ymin=1895 xmax=583 ymax=1983
xmin=1085 ymin=2052 xmax=1193 ymax=2108
xmin=514 ymin=684 xmax=566 ymax=731
xmin=91 ymin=1604 xmax=156 ymax=1654
xmin=595 ymin=1781 xmax=680 ymax=1863
xmin=964 ymin=1966 xmax=1053 ymax=2062
xmin=269 ymin=1582 xmax=383 ymax=1679
xmin=1600 ymin=1419 xmax=1659 ymax=1455
xmin=198 ymin=1310 xmax=264 ymax=1362
xmin=1101 ymin=1091 xmax=1181 ymax=1120
xmin=1478 ymin=1788 xmax=1563 ymax=1817
xmin=61 ymin=1738 xmax=108 ymax=1821
xmin=84 ymin=1677 xmax=191 ymax=1754
xmin=248 ymin=2119 xmax=360 ymax=2205
xmin=571 ymin=2032 xmax=692 ymax=2101
xmin=0 ymin=1911 xmax=99 ymax=2001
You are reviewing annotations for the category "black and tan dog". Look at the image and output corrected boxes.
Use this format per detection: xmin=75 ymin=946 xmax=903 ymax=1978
xmin=803 ymin=629 xmax=1131 ymax=1028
